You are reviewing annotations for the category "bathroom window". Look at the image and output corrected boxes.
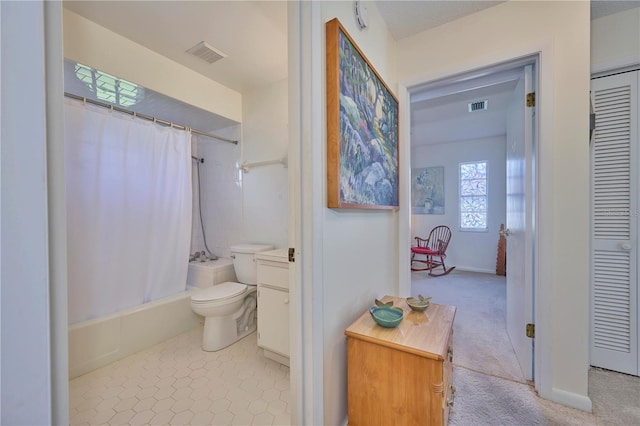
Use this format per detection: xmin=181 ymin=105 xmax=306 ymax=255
xmin=74 ymin=63 xmax=141 ymax=107
xmin=459 ymin=161 xmax=488 ymax=231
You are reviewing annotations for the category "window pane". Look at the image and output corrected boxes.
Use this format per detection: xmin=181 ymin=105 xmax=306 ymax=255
xmin=461 ymin=212 xmax=487 ymax=229
xmin=460 ymin=179 xmax=487 ymax=196
xmin=461 ymin=196 xmax=487 ymax=212
xmin=460 ymin=162 xmax=486 ymax=180
xmin=75 ymin=63 xmax=141 ymax=108
xmin=459 ymin=161 xmax=488 ymax=230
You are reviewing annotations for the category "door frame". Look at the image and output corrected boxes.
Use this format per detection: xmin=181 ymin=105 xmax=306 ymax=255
xmin=398 ymin=54 xmax=540 ymax=388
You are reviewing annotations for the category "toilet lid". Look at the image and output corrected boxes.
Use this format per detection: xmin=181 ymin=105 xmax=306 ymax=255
xmin=191 ymin=282 xmax=247 ymax=303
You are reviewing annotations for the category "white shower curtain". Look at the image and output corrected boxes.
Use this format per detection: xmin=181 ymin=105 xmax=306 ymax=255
xmin=65 ymin=99 xmax=192 ymax=324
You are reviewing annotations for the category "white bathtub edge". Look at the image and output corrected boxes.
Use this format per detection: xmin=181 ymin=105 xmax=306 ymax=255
xmin=68 ymin=291 xmax=201 ymax=379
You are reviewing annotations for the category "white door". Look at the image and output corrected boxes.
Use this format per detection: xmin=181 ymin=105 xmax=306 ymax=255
xmin=505 ymin=65 xmax=535 ymax=381
xmin=590 ymin=70 xmax=639 ymax=376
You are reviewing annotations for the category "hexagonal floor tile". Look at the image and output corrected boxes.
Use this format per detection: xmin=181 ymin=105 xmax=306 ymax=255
xmin=69 ymin=329 xmax=291 ymax=426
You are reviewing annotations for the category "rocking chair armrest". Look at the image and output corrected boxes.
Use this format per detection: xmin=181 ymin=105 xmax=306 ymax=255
xmin=414 ymin=236 xmax=430 ymax=247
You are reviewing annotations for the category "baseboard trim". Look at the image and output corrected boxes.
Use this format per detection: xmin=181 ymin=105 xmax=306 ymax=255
xmin=549 ymin=387 xmax=593 ymax=412
xmin=454 ymin=266 xmax=496 ymax=274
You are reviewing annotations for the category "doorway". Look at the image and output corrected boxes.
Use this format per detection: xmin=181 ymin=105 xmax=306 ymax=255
xmin=407 ymin=57 xmax=538 ymax=382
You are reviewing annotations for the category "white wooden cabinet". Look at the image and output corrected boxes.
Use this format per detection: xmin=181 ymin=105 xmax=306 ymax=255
xmin=255 ymin=249 xmax=290 ymax=366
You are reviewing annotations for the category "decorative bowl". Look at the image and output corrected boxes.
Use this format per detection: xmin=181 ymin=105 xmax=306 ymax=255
xmin=406 ymin=294 xmax=432 ymax=312
xmin=369 ymin=306 xmax=404 ymax=328
xmin=374 ymin=298 xmax=394 ymax=308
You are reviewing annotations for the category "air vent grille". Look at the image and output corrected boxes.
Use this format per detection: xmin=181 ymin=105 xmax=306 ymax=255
xmin=468 ymin=100 xmax=488 ymax=112
xmin=186 ymin=41 xmax=227 ymax=64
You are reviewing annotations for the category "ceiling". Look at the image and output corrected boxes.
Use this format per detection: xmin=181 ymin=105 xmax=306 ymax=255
xmin=411 ymin=77 xmax=519 ymax=146
xmin=378 ymin=0 xmax=640 ymax=41
xmin=375 ymin=0 xmax=504 ymax=40
xmin=62 ymin=0 xmax=639 ymax=142
xmin=62 ymin=0 xmax=639 ymax=94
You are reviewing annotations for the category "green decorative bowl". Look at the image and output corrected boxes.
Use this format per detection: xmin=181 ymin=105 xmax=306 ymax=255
xmin=406 ymin=295 xmax=432 ymax=312
xmin=369 ymin=306 xmax=404 ymax=328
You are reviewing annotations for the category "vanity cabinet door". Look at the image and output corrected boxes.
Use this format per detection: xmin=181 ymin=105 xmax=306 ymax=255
xmin=257 ymin=286 xmax=290 ymax=357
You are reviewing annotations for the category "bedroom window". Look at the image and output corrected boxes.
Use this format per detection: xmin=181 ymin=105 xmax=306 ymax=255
xmin=459 ymin=161 xmax=488 ymax=231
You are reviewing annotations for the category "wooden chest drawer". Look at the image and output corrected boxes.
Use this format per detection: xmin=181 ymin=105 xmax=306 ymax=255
xmin=345 ymin=297 xmax=456 ymax=426
xmin=442 ymin=330 xmax=454 ymax=426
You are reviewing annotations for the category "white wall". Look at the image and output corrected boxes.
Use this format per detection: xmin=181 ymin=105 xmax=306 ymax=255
xmin=396 ymin=0 xmax=591 ymax=411
xmin=191 ymin=126 xmax=244 ymax=258
xmin=241 ymin=78 xmax=289 ymax=249
xmin=412 ymin=137 xmax=506 ymax=273
xmin=1 ymin=1 xmax=54 ymax=423
xmin=317 ymin=2 xmax=398 ymax=425
xmin=190 ymin=77 xmax=289 ymax=257
xmin=591 ymin=6 xmax=640 ymax=73
xmin=62 ymin=9 xmax=242 ymax=123
xmin=44 ymin=2 xmax=70 ymax=423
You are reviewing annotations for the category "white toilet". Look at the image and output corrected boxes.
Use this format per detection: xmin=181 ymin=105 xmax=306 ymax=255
xmin=190 ymin=243 xmax=273 ymax=351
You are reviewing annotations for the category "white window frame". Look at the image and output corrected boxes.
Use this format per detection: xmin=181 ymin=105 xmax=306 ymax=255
xmin=459 ymin=160 xmax=489 ymax=232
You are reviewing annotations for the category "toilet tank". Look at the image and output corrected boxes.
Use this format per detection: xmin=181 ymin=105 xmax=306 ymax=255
xmin=187 ymin=258 xmax=236 ymax=289
xmin=231 ymin=243 xmax=274 ymax=284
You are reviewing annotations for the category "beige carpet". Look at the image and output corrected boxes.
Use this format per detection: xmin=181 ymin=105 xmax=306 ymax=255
xmin=589 ymin=367 xmax=640 ymax=425
xmin=412 ymin=269 xmax=640 ymax=425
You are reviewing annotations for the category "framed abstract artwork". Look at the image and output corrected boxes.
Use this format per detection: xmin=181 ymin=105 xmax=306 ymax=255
xmin=411 ymin=166 xmax=445 ymax=215
xmin=326 ymin=18 xmax=399 ymax=209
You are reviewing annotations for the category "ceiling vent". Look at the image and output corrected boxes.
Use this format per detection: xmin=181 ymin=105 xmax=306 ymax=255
xmin=468 ymin=100 xmax=488 ymax=112
xmin=186 ymin=41 xmax=227 ymax=64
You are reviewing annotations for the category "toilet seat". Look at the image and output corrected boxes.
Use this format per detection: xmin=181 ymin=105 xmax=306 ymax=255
xmin=191 ymin=281 xmax=247 ymax=303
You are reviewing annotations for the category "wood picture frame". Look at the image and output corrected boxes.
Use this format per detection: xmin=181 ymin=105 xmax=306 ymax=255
xmin=326 ymin=18 xmax=399 ymax=209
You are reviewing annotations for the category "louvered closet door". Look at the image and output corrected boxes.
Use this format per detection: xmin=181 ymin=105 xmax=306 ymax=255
xmin=590 ymin=70 xmax=639 ymax=376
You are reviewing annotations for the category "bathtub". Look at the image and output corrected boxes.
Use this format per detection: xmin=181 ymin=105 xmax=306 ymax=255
xmin=68 ymin=257 xmax=237 ymax=379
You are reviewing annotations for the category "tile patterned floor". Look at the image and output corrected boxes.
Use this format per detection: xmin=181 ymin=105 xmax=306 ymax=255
xmin=69 ymin=328 xmax=291 ymax=425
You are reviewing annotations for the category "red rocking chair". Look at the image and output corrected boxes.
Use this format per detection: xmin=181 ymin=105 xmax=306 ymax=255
xmin=411 ymin=225 xmax=455 ymax=276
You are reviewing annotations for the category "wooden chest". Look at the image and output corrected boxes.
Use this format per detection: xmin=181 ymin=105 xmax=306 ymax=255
xmin=345 ymin=296 xmax=456 ymax=426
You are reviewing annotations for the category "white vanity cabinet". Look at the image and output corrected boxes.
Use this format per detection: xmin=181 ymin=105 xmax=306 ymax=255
xmin=255 ymin=249 xmax=290 ymax=366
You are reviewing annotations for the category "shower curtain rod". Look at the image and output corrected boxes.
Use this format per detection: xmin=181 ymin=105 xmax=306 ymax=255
xmin=64 ymin=92 xmax=238 ymax=145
